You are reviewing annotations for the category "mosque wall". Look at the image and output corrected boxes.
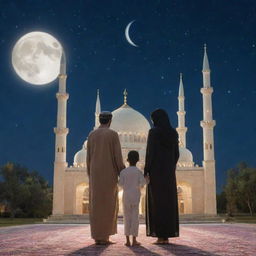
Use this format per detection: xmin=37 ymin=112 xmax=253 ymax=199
xmin=62 ymin=167 xmax=206 ymax=216
xmin=177 ymin=168 xmax=205 ymax=214
xmin=64 ymin=169 xmax=88 ymax=215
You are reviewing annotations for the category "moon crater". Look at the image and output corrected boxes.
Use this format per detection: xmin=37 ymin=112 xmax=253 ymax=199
xmin=12 ymin=32 xmax=62 ymax=85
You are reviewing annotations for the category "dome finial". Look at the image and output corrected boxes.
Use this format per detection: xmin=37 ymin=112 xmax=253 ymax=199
xmin=123 ymin=89 xmax=128 ymax=105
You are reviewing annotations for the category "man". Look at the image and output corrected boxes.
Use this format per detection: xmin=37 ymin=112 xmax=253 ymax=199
xmin=86 ymin=111 xmax=125 ymax=245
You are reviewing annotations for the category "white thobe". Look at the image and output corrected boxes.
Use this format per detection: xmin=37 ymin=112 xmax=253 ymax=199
xmin=119 ymin=166 xmax=146 ymax=236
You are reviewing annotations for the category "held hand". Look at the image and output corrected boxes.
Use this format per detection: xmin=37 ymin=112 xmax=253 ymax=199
xmin=145 ymin=175 xmax=150 ymax=184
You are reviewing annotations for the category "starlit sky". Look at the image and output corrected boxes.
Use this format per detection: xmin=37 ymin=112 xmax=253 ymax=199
xmin=0 ymin=0 xmax=256 ymax=192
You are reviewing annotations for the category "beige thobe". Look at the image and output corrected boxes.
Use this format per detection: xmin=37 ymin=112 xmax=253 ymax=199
xmin=87 ymin=127 xmax=125 ymax=240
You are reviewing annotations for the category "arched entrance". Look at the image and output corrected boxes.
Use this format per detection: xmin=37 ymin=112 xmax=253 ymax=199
xmin=118 ymin=187 xmax=146 ymax=216
xmin=76 ymin=183 xmax=89 ymax=214
xmin=177 ymin=183 xmax=192 ymax=214
xmin=140 ymin=189 xmax=146 ymax=216
xmin=118 ymin=190 xmax=123 ymax=216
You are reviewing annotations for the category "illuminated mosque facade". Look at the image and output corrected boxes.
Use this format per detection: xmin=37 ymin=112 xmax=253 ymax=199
xmin=51 ymin=46 xmax=217 ymax=218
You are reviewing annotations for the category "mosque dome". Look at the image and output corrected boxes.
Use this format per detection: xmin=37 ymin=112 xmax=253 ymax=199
xmin=73 ymin=147 xmax=87 ymax=168
xmin=111 ymin=104 xmax=150 ymax=134
xmin=177 ymin=147 xmax=194 ymax=168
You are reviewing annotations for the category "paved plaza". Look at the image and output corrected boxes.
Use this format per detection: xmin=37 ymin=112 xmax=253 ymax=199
xmin=0 ymin=224 xmax=255 ymax=255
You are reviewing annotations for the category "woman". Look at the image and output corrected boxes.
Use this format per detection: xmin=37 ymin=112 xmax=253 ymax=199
xmin=144 ymin=109 xmax=179 ymax=244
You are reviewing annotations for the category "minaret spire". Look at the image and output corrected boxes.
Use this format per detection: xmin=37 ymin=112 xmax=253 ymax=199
xmin=94 ymin=89 xmax=101 ymax=129
xmin=53 ymin=50 xmax=69 ymax=215
xmin=200 ymin=45 xmax=217 ymax=215
xmin=202 ymin=44 xmax=211 ymax=88
xmin=179 ymin=73 xmax=184 ymax=96
xmin=202 ymin=44 xmax=210 ymax=72
xmin=176 ymin=73 xmax=187 ymax=148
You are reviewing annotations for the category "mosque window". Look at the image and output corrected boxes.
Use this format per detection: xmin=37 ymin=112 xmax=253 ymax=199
xmin=62 ymin=147 xmax=64 ymax=152
xmin=57 ymin=147 xmax=59 ymax=152
xmin=210 ymin=144 xmax=212 ymax=150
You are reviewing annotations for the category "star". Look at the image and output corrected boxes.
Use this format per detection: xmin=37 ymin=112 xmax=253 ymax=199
xmin=227 ymin=90 xmax=231 ymax=94
xmin=184 ymin=30 xmax=189 ymax=37
xmin=161 ymin=76 xmax=164 ymax=80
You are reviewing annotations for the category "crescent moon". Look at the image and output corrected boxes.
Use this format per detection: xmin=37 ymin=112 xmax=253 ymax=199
xmin=125 ymin=20 xmax=138 ymax=47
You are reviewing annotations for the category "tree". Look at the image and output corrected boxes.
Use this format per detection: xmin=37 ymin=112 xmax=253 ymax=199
xmin=217 ymin=191 xmax=227 ymax=213
xmin=224 ymin=168 xmax=238 ymax=216
xmin=224 ymin=162 xmax=256 ymax=216
xmin=0 ymin=163 xmax=52 ymax=218
xmin=236 ymin=167 xmax=256 ymax=215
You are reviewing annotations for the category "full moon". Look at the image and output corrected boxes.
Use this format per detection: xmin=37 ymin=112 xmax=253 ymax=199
xmin=12 ymin=31 xmax=62 ymax=85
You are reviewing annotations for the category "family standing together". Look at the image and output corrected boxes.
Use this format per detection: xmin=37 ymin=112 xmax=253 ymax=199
xmin=86 ymin=108 xmax=179 ymax=246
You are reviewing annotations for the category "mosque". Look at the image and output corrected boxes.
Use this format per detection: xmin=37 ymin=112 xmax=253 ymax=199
xmin=51 ymin=45 xmax=217 ymax=218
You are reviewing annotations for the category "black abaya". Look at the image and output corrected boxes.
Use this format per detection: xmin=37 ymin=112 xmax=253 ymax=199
xmin=144 ymin=126 xmax=179 ymax=238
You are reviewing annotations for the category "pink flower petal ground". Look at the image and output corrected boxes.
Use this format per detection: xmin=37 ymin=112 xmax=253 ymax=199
xmin=0 ymin=224 xmax=255 ymax=255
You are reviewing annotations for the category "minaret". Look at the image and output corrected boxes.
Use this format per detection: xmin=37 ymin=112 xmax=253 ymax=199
xmin=94 ymin=89 xmax=101 ymax=129
xmin=200 ymin=44 xmax=217 ymax=215
xmin=176 ymin=73 xmax=187 ymax=148
xmin=52 ymin=52 xmax=69 ymax=215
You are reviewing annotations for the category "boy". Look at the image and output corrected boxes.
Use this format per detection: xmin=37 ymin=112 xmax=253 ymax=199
xmin=118 ymin=150 xmax=146 ymax=246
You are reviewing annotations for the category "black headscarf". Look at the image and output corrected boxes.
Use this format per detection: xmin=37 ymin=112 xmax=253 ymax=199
xmin=151 ymin=109 xmax=173 ymax=130
xmin=151 ymin=109 xmax=178 ymax=146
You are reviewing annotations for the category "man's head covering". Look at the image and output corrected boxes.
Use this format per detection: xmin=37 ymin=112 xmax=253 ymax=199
xmin=99 ymin=111 xmax=112 ymax=122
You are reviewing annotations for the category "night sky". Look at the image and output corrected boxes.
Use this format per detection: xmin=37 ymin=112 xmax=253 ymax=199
xmin=0 ymin=0 xmax=256 ymax=192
